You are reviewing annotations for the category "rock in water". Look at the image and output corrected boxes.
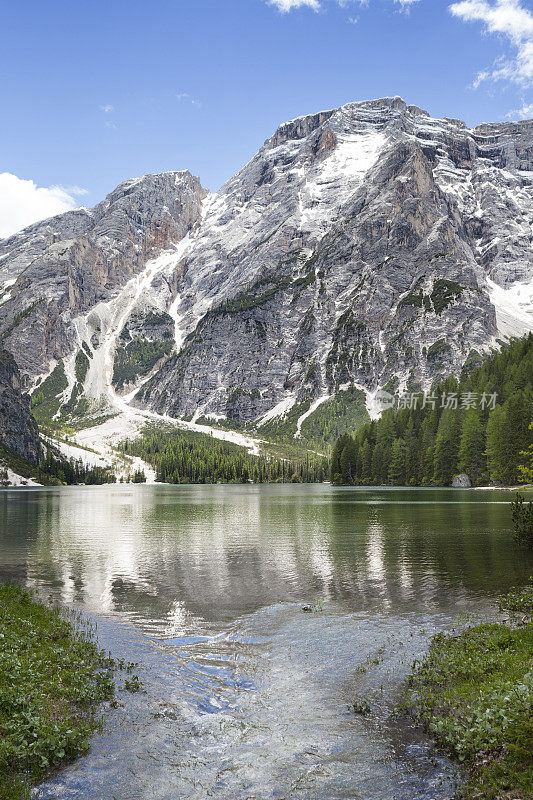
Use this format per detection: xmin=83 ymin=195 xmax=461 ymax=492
xmin=452 ymin=474 xmax=472 ymax=488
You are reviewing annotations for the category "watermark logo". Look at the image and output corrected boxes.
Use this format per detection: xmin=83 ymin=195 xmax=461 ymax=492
xmin=374 ymin=389 xmax=395 ymax=411
xmin=375 ymin=390 xmax=498 ymax=412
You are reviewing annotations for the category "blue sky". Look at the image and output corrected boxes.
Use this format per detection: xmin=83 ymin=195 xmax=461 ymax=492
xmin=1 ymin=0 xmax=533 ymax=236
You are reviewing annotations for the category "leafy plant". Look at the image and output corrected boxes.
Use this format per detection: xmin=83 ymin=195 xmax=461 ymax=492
xmin=0 ymin=585 xmax=140 ymax=796
xmin=403 ymin=588 xmax=533 ymax=799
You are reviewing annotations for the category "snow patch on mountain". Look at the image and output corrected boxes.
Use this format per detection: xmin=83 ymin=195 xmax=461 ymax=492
xmin=487 ymin=276 xmax=533 ymax=339
xmin=295 ymin=395 xmax=331 ymax=438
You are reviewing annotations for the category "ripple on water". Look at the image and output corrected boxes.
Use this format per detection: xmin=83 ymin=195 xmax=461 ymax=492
xmin=35 ymin=603 xmax=457 ymax=800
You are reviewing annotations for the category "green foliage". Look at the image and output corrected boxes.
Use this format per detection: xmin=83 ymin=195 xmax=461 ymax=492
xmin=37 ymin=443 xmax=117 ymax=486
xmin=499 ymin=585 xmax=533 ymax=617
xmin=403 ymin=588 xmax=533 ymax=799
xmin=0 ymin=445 xmax=59 ymax=487
xmin=144 ymin=310 xmax=173 ymax=327
xmin=74 ymin=349 xmax=90 ymax=384
xmin=458 ymin=409 xmax=486 ymax=485
xmin=0 ymin=440 xmax=117 ymax=487
xmin=121 ymin=424 xmax=328 ymax=484
xmin=519 ymin=422 xmax=533 ymax=483
xmin=258 ymin=401 xmax=311 ymax=443
xmin=0 ymin=586 xmax=115 ymax=797
xmin=112 ymin=338 xmax=172 ymax=389
xmin=299 ymin=388 xmax=369 ymax=452
xmin=427 ymin=338 xmax=452 ymax=362
xmin=398 ymin=291 xmax=424 ymax=309
xmin=31 ymin=362 xmax=68 ymax=424
xmin=351 ymin=700 xmax=371 ymax=715
xmin=511 ymin=494 xmax=533 ymax=548
xmin=397 ymin=279 xmax=463 ymax=315
xmin=331 ymin=334 xmax=533 ymax=486
xmin=430 ymin=279 xmax=463 ymax=314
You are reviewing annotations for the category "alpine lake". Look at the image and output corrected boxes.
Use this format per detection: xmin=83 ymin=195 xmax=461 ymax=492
xmin=1 ymin=483 xmax=531 ymax=800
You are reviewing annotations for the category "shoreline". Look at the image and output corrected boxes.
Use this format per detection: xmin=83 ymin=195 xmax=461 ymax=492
xmin=0 ymin=585 xmax=140 ymax=800
xmin=401 ymin=587 xmax=533 ymax=800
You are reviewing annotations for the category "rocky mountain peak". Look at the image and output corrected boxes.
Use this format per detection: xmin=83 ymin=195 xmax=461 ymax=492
xmin=0 ymin=98 xmax=532 ymax=433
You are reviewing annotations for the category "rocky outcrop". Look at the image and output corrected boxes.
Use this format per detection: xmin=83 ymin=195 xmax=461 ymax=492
xmin=136 ymin=98 xmax=533 ymax=421
xmin=0 ymin=171 xmax=207 ymax=377
xmin=0 ymin=97 xmax=532 ymax=427
xmin=452 ymin=474 xmax=472 ymax=488
xmin=0 ymin=346 xmax=41 ymax=463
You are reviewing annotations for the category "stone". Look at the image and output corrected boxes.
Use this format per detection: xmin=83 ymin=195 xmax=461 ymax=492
xmin=452 ymin=474 xmax=472 ymax=488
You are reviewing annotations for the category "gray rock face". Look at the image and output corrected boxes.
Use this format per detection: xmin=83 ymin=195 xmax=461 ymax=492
xmin=0 ymin=346 xmax=41 ymax=463
xmin=0 ymin=172 xmax=206 ymax=377
xmin=452 ymin=474 xmax=472 ymax=488
xmin=1 ymin=97 xmax=532 ymax=426
xmin=137 ymin=98 xmax=533 ymax=421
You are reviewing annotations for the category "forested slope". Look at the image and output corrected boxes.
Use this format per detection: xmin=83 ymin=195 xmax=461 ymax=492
xmin=331 ymin=334 xmax=533 ymax=487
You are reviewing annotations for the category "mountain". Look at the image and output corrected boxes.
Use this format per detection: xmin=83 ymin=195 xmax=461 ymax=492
xmin=1 ymin=97 xmax=532 ymax=438
xmin=0 ymin=345 xmax=41 ymax=464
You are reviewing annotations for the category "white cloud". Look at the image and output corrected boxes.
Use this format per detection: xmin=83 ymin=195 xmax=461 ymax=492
xmin=268 ymin=0 xmax=320 ymax=9
xmin=267 ymin=0 xmax=420 ymax=12
xmin=99 ymin=104 xmax=114 ymax=113
xmin=507 ymin=97 xmax=533 ymax=117
xmin=449 ymin=0 xmax=533 ymax=85
xmin=0 ymin=173 xmax=85 ymax=239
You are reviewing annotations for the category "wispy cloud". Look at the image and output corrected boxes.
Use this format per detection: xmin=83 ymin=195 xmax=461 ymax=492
xmin=267 ymin=0 xmax=419 ymax=11
xmin=0 ymin=174 xmax=87 ymax=239
xmin=507 ymin=97 xmax=533 ymax=117
xmin=99 ymin=104 xmax=114 ymax=113
xmin=449 ymin=0 xmax=533 ymax=86
xmin=268 ymin=0 xmax=320 ymax=10
xmin=176 ymin=91 xmax=202 ymax=108
xmin=394 ymin=0 xmax=421 ymax=10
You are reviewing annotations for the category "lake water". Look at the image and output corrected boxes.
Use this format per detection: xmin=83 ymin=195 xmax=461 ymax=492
xmin=0 ymin=484 xmax=531 ymax=800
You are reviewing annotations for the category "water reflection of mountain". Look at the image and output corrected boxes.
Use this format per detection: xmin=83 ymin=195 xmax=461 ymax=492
xmin=1 ymin=486 xmax=530 ymax=633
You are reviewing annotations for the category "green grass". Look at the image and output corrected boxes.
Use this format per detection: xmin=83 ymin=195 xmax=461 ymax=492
xmin=31 ymin=361 xmax=68 ymax=424
xmin=112 ymin=337 xmax=172 ymax=390
xmin=403 ymin=586 xmax=533 ymax=799
xmin=0 ymin=585 xmax=118 ymax=799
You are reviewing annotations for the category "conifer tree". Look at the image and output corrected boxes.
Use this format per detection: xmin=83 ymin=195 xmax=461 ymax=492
xmin=458 ymin=408 xmax=486 ymax=485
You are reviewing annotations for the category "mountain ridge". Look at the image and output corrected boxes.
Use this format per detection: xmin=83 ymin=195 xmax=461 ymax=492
xmin=1 ymin=96 xmax=532 ymax=440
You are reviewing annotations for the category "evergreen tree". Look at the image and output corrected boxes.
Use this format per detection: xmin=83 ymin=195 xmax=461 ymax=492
xmin=389 ymin=438 xmax=408 ymax=485
xmin=486 ymin=405 xmax=508 ymax=484
xmin=433 ymin=409 xmax=459 ymax=485
xmin=458 ymin=408 xmax=486 ymax=485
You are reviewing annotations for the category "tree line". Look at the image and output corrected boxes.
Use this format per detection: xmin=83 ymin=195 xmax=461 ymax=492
xmin=40 ymin=446 xmax=117 ymax=485
xmin=331 ymin=334 xmax=533 ymax=487
xmin=120 ymin=425 xmax=328 ymax=484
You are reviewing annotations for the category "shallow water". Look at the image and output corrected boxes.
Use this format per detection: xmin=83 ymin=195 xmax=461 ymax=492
xmin=0 ymin=484 xmax=531 ymax=799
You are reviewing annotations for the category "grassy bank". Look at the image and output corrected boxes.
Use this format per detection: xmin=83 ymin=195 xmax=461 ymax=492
xmin=403 ymin=587 xmax=533 ymax=799
xmin=0 ymin=585 xmax=119 ymax=799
